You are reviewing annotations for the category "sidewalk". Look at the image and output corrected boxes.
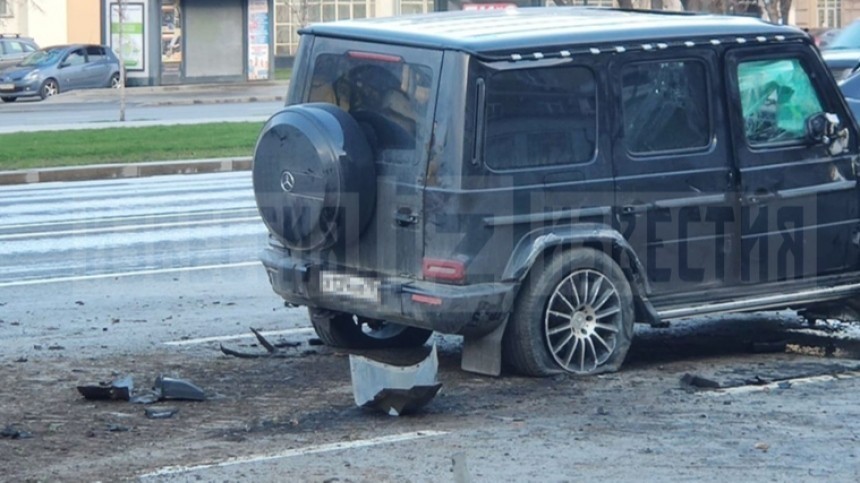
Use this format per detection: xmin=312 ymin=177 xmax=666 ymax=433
xmin=0 ymin=157 xmax=253 ymax=186
xmin=47 ymin=80 xmax=288 ymax=107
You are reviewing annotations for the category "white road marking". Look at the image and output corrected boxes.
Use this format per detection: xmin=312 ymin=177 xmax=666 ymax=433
xmin=707 ymin=371 xmax=860 ymax=396
xmin=164 ymin=327 xmax=315 ymax=346
xmin=139 ymin=430 xmax=449 ymax=478
xmin=0 ymin=261 xmax=260 ymax=288
xmin=0 ymin=207 xmax=256 ymax=231
xmin=0 ymin=216 xmax=261 ymax=240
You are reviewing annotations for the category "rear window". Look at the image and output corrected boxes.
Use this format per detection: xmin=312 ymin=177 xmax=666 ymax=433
xmin=308 ymin=52 xmax=434 ymax=165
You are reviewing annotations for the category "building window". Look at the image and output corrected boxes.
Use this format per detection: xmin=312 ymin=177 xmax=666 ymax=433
xmin=0 ymin=0 xmax=11 ymax=17
xmin=817 ymin=0 xmax=842 ymax=28
xmin=400 ymin=0 xmax=432 ymax=15
xmin=274 ymin=0 xmax=377 ymax=56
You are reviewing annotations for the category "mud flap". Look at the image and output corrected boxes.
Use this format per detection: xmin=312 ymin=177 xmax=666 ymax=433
xmin=461 ymin=316 xmax=509 ymax=376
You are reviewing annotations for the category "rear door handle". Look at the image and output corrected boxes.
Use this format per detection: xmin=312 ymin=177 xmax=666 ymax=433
xmin=394 ymin=208 xmax=418 ymax=227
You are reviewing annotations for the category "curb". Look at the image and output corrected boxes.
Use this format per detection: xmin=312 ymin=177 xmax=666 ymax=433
xmin=0 ymin=157 xmax=253 ymax=186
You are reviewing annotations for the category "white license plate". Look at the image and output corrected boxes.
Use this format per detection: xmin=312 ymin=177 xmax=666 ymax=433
xmin=0 ymin=84 xmax=14 ymax=91
xmin=320 ymin=272 xmax=380 ymax=303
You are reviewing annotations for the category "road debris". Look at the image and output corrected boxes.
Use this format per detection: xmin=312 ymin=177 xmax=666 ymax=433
xmin=106 ymin=424 xmax=129 ymax=433
xmin=156 ymin=375 xmax=205 ymax=401
xmin=78 ymin=375 xmax=204 ymax=403
xmin=349 ymin=344 xmax=442 ymax=416
xmin=220 ymin=327 xmax=301 ymax=358
xmin=145 ymin=407 xmax=179 ymax=420
xmin=680 ymin=373 xmax=721 ymax=389
xmin=14 ymin=357 xmax=27 ymax=363
xmin=77 ymin=375 xmax=134 ymax=401
xmin=1 ymin=425 xmax=33 ymax=440
xmin=754 ymin=442 xmax=770 ymax=452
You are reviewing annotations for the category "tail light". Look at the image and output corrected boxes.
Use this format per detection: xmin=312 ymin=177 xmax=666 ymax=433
xmin=423 ymin=258 xmax=466 ymax=284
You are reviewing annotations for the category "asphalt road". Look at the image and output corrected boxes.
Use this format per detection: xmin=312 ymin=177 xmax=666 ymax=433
xmin=3 ymin=173 xmax=860 ymax=481
xmin=0 ymin=99 xmax=282 ymax=132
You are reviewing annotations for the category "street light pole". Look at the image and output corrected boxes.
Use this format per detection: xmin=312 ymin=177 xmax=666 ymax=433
xmin=117 ymin=0 xmax=126 ymax=122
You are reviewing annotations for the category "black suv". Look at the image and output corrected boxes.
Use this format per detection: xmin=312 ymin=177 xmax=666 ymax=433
xmin=253 ymin=8 xmax=860 ymax=377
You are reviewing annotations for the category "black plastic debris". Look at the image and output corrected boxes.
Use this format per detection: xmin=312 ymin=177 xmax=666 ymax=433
xmin=145 ymin=407 xmax=179 ymax=420
xmin=156 ymin=375 xmax=205 ymax=401
xmin=106 ymin=424 xmax=129 ymax=432
xmin=680 ymin=373 xmax=721 ymax=389
xmin=1 ymin=425 xmax=33 ymax=440
xmin=220 ymin=327 xmax=301 ymax=358
xmin=349 ymin=344 xmax=442 ymax=416
xmin=79 ymin=374 xmax=204 ymax=403
xmin=77 ymin=375 xmax=134 ymax=401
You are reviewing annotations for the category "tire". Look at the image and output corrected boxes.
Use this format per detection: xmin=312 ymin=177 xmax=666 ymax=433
xmin=39 ymin=79 xmax=59 ymax=100
xmin=110 ymin=73 xmax=122 ymax=89
xmin=309 ymin=308 xmax=433 ymax=350
xmin=503 ymin=248 xmax=635 ymax=376
xmin=253 ymin=103 xmax=376 ymax=251
xmin=0 ymin=96 xmax=15 ymax=103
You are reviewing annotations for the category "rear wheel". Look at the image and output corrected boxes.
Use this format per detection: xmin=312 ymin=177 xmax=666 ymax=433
xmin=309 ymin=308 xmax=432 ymax=349
xmin=110 ymin=73 xmax=122 ymax=89
xmin=39 ymin=79 xmax=58 ymax=100
xmin=503 ymin=248 xmax=635 ymax=376
xmin=0 ymin=96 xmax=15 ymax=103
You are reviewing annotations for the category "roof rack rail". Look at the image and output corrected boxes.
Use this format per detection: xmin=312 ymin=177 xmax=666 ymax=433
xmin=0 ymin=33 xmax=23 ymax=39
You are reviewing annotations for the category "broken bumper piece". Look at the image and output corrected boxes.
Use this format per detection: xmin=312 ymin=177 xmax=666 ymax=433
xmin=349 ymin=344 xmax=442 ymax=416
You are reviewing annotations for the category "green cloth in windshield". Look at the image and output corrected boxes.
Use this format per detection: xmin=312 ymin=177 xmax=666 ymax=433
xmin=738 ymin=59 xmax=823 ymax=144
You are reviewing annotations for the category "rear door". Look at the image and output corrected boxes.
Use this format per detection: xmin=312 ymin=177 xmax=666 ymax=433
xmin=725 ymin=45 xmax=860 ymax=284
xmin=612 ymin=49 xmax=737 ymax=295
xmin=303 ymin=38 xmax=442 ymax=279
xmin=83 ymin=46 xmax=111 ymax=88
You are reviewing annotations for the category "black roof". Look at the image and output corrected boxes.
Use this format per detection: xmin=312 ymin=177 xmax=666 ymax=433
xmin=303 ymin=7 xmax=803 ymax=55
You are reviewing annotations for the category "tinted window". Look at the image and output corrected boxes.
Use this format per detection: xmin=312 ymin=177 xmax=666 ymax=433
xmin=621 ymin=60 xmax=710 ymax=154
xmin=308 ymin=53 xmax=434 ymax=164
xmin=484 ymin=66 xmax=596 ymax=170
xmin=86 ymin=46 xmax=106 ymax=61
xmin=737 ymin=58 xmax=823 ymax=146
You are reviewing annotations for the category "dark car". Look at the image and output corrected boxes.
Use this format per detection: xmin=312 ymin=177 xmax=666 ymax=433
xmin=822 ymin=20 xmax=860 ymax=80
xmin=253 ymin=8 xmax=860 ymax=377
xmin=0 ymin=44 xmax=122 ymax=102
xmin=0 ymin=34 xmax=38 ymax=70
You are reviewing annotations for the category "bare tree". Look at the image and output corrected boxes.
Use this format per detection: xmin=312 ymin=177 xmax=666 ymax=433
xmin=0 ymin=0 xmax=44 ymax=31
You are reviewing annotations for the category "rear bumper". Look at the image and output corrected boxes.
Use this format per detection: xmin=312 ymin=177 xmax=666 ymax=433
xmin=261 ymin=246 xmax=516 ymax=336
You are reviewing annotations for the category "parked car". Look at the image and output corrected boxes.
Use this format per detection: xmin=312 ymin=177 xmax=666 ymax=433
xmin=822 ymin=21 xmax=860 ymax=79
xmin=0 ymin=44 xmax=122 ymax=102
xmin=0 ymin=34 xmax=38 ymax=70
xmin=253 ymin=8 xmax=860 ymax=377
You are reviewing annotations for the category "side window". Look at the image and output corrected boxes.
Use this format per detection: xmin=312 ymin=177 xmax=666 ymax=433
xmin=65 ymin=49 xmax=86 ymax=66
xmin=483 ymin=65 xmax=597 ymax=170
xmin=737 ymin=58 xmax=824 ymax=146
xmin=6 ymin=41 xmax=24 ymax=54
xmin=621 ymin=60 xmax=710 ymax=154
xmin=86 ymin=46 xmax=106 ymax=62
xmin=22 ymin=42 xmax=35 ymax=52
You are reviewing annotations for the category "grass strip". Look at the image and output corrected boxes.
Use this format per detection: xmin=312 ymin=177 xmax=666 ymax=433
xmin=0 ymin=122 xmax=263 ymax=170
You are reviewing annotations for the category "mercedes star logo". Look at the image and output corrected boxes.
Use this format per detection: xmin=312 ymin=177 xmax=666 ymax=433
xmin=280 ymin=171 xmax=296 ymax=193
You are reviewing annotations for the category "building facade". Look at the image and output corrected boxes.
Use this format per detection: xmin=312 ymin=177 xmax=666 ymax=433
xmin=0 ymin=0 xmax=100 ymax=46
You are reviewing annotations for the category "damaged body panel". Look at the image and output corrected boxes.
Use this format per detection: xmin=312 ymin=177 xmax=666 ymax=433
xmin=254 ymin=7 xmax=860 ymax=377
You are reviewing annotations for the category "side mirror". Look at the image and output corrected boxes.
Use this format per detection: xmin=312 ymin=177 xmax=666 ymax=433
xmin=59 ymin=61 xmax=70 ymax=69
xmin=805 ymin=112 xmax=849 ymax=155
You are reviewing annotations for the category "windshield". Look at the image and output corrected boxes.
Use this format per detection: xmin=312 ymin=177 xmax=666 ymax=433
xmin=19 ymin=48 xmax=64 ymax=67
xmin=827 ymin=21 xmax=860 ymax=49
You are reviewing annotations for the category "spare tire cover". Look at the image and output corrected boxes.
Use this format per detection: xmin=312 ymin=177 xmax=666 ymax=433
xmin=253 ymin=103 xmax=375 ymax=251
